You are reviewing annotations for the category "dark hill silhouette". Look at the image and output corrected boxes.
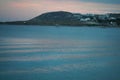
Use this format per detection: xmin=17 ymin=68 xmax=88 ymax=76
xmin=28 ymin=11 xmax=80 ymax=25
xmin=0 ymin=11 xmax=120 ymax=27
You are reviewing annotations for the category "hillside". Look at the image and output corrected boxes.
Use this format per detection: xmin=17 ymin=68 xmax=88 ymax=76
xmin=0 ymin=11 xmax=120 ymax=27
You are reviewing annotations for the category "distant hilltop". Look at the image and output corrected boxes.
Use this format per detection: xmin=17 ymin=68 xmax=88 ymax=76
xmin=0 ymin=11 xmax=120 ymax=27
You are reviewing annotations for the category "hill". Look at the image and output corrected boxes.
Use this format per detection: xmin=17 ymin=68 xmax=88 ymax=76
xmin=0 ymin=11 xmax=120 ymax=27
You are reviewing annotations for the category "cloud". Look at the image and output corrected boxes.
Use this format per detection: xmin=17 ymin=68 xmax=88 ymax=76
xmin=0 ymin=0 xmax=120 ymax=21
xmin=9 ymin=0 xmax=120 ymax=13
xmin=76 ymin=0 xmax=120 ymax=4
xmin=8 ymin=0 xmax=120 ymax=4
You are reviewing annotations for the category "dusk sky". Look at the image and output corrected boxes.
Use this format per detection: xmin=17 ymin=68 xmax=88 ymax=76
xmin=0 ymin=0 xmax=120 ymax=21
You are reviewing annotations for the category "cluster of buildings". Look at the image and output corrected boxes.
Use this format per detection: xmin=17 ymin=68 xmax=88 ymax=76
xmin=73 ymin=13 xmax=120 ymax=26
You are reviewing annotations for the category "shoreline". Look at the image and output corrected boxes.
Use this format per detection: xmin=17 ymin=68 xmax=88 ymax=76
xmin=0 ymin=24 xmax=120 ymax=28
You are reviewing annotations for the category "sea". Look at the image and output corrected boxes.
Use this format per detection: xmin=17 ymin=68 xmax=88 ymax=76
xmin=0 ymin=25 xmax=120 ymax=80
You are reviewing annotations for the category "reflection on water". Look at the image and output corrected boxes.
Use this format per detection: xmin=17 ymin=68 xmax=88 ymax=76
xmin=0 ymin=25 xmax=120 ymax=80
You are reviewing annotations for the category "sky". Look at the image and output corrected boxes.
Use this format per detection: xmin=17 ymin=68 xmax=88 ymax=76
xmin=0 ymin=0 xmax=120 ymax=21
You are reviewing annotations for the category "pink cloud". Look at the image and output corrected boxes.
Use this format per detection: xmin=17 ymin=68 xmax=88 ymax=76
xmin=9 ymin=0 xmax=120 ymax=14
xmin=0 ymin=0 xmax=119 ymax=21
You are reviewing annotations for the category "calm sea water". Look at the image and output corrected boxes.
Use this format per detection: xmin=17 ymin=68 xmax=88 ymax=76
xmin=0 ymin=25 xmax=120 ymax=80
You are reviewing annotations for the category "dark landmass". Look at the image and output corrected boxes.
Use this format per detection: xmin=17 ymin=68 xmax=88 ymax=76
xmin=0 ymin=11 xmax=120 ymax=27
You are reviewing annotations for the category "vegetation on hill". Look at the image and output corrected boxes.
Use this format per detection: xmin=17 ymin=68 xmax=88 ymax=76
xmin=0 ymin=11 xmax=120 ymax=27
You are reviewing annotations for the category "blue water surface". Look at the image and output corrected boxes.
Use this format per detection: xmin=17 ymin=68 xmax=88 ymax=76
xmin=0 ymin=25 xmax=120 ymax=80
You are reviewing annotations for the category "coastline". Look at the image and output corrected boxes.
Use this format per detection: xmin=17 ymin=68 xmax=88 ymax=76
xmin=0 ymin=23 xmax=120 ymax=28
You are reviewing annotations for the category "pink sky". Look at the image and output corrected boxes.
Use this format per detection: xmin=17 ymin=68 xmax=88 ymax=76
xmin=0 ymin=0 xmax=120 ymax=21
